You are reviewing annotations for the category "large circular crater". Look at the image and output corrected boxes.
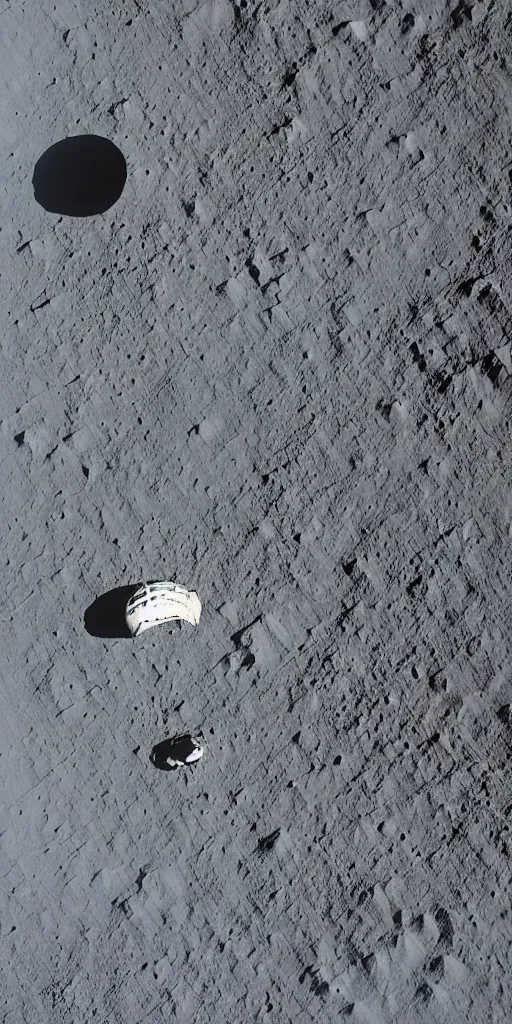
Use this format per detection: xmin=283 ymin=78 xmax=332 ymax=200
xmin=33 ymin=135 xmax=127 ymax=216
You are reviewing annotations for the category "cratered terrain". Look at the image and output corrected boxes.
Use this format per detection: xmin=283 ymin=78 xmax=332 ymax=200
xmin=1 ymin=1 xmax=511 ymax=1022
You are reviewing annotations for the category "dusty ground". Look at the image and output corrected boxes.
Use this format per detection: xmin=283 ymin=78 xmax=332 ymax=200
xmin=1 ymin=1 xmax=511 ymax=1021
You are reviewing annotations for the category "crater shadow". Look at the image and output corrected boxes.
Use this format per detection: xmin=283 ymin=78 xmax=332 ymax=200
xmin=33 ymin=135 xmax=127 ymax=216
xmin=150 ymin=735 xmax=200 ymax=772
xmin=84 ymin=584 xmax=140 ymax=638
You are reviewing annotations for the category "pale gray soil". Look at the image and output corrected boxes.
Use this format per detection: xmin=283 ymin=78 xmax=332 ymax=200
xmin=1 ymin=1 xmax=512 ymax=1021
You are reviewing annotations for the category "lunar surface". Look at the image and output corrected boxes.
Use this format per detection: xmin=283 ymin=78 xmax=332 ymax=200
xmin=1 ymin=1 xmax=511 ymax=1022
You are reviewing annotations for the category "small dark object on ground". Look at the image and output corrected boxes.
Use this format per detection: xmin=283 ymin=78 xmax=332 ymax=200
xmin=33 ymin=135 xmax=127 ymax=216
xmin=151 ymin=735 xmax=204 ymax=771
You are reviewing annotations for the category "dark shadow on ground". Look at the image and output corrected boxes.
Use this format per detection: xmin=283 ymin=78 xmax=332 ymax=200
xmin=150 ymin=735 xmax=201 ymax=771
xmin=84 ymin=584 xmax=140 ymax=638
xmin=33 ymin=136 xmax=127 ymax=216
